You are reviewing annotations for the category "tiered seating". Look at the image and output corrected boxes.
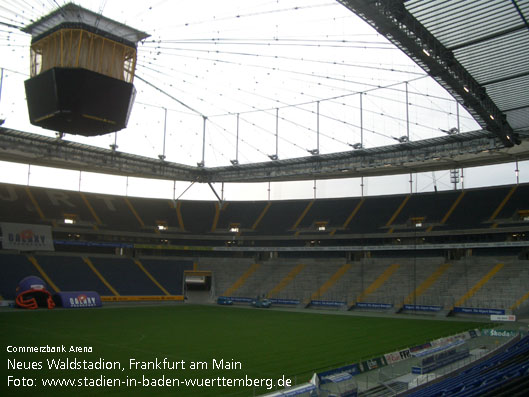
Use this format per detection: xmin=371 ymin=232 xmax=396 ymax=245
xmin=86 ymin=257 xmax=164 ymax=295
xmin=256 ymin=200 xmax=311 ymax=235
xmin=200 ymin=259 xmax=257 ymax=296
xmin=445 ymin=186 xmax=513 ymax=230
xmin=391 ymin=191 xmax=456 ymax=232
xmin=407 ymin=335 xmax=529 ymax=397
xmin=34 ymin=254 xmax=113 ymax=295
xmin=84 ymin=194 xmax=139 ymax=231
xmin=0 ymin=184 xmax=45 ymax=225
xmin=345 ymin=194 xmax=405 ymax=234
xmin=216 ymin=201 xmax=269 ymax=233
xmin=179 ymin=200 xmax=216 ymax=234
xmin=296 ymin=198 xmax=360 ymax=232
xmin=0 ymin=252 xmax=197 ymax=298
xmin=0 ymin=253 xmax=37 ymax=299
xmin=29 ymin=187 xmax=96 ymax=227
xmin=125 ymin=197 xmax=180 ymax=232
xmin=1 ymin=182 xmax=528 ymax=236
xmin=495 ymin=184 xmax=529 ymax=228
xmin=140 ymin=258 xmax=193 ymax=295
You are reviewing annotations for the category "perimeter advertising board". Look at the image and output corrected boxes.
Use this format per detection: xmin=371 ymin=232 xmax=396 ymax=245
xmin=1 ymin=222 xmax=54 ymax=251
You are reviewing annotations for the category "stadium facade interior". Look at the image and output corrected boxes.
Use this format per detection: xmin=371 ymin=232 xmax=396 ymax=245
xmin=1 ymin=180 xmax=529 ymax=313
xmin=1 ymin=1 xmax=529 ymax=396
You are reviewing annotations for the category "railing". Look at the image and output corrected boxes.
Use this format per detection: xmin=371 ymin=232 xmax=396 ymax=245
xmin=369 ymin=334 xmax=519 ymax=395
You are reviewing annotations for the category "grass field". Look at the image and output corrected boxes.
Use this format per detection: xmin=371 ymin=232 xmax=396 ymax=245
xmin=1 ymin=304 xmax=485 ymax=396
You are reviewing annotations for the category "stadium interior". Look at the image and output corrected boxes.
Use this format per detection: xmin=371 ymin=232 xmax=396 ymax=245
xmin=1 ymin=181 xmax=529 ymax=315
xmin=1 ymin=0 xmax=529 ymax=396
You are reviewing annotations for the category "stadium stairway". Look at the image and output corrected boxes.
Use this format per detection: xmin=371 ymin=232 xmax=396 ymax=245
xmin=360 ymin=381 xmax=408 ymax=397
xmin=452 ymin=263 xmax=505 ymax=308
xmin=308 ymin=263 xmax=352 ymax=303
xmin=266 ymin=263 xmax=306 ymax=299
xmin=222 ymin=263 xmax=261 ymax=297
xmin=395 ymin=262 xmax=452 ymax=313
xmin=0 ymin=252 xmax=193 ymax=299
xmin=403 ymin=335 xmax=529 ymax=397
xmin=349 ymin=263 xmax=400 ymax=310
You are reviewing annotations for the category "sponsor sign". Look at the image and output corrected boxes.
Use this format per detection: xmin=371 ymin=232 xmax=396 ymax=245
xmin=55 ymin=240 xmax=133 ymax=248
xmin=311 ymin=300 xmax=346 ymax=307
xmin=225 ymin=296 xmax=253 ymax=303
xmin=468 ymin=329 xmax=479 ymax=339
xmin=410 ymin=342 xmax=432 ymax=353
xmin=134 ymin=244 xmax=213 ymax=251
xmin=481 ymin=329 xmax=518 ymax=337
xmin=101 ymin=295 xmax=184 ymax=302
xmin=384 ymin=351 xmax=402 ymax=365
xmin=1 ymin=222 xmax=54 ymax=251
xmin=359 ymin=356 xmax=387 ymax=372
xmin=210 ymin=241 xmax=529 ymax=252
xmin=398 ymin=349 xmax=411 ymax=360
xmin=356 ymin=302 xmax=393 ymax=309
xmin=412 ymin=340 xmax=465 ymax=358
xmin=403 ymin=304 xmax=442 ymax=312
xmin=269 ymin=298 xmax=300 ymax=305
xmin=317 ymin=363 xmax=361 ymax=380
xmin=430 ymin=333 xmax=465 ymax=348
xmin=453 ymin=307 xmax=505 ymax=315
xmin=54 ymin=291 xmax=102 ymax=308
xmin=491 ymin=314 xmax=516 ymax=322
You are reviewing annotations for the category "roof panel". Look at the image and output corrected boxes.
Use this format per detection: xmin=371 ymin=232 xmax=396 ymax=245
xmin=404 ymin=0 xmax=529 ymax=131
xmin=505 ymin=108 xmax=529 ymax=130
xmin=407 ymin=0 xmax=520 ymax=48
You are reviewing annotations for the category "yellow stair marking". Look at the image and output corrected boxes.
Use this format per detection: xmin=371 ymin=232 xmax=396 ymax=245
xmin=211 ymin=202 xmax=220 ymax=232
xmin=511 ymin=290 xmax=529 ymax=311
xmin=27 ymin=255 xmax=60 ymax=293
xmin=24 ymin=187 xmax=56 ymax=226
xmin=252 ymin=202 xmax=272 ymax=230
xmin=292 ymin=200 xmax=314 ymax=230
xmin=453 ymin=263 xmax=505 ymax=308
xmin=80 ymin=192 xmax=101 ymax=230
xmin=427 ymin=191 xmax=466 ymax=232
xmin=310 ymin=263 xmax=352 ymax=300
xmin=124 ymin=197 xmax=146 ymax=228
xmin=403 ymin=263 xmax=452 ymax=305
xmin=134 ymin=259 xmax=170 ymax=296
xmin=354 ymin=263 xmax=400 ymax=304
xmin=490 ymin=186 xmax=517 ymax=228
xmin=387 ymin=195 xmax=411 ymax=233
xmin=267 ymin=263 xmax=306 ymax=298
xmin=83 ymin=257 xmax=120 ymax=296
xmin=175 ymin=201 xmax=186 ymax=231
xmin=223 ymin=263 xmax=261 ymax=296
xmin=24 ymin=187 xmax=45 ymax=220
xmin=211 ymin=202 xmax=228 ymax=232
xmin=343 ymin=199 xmax=365 ymax=228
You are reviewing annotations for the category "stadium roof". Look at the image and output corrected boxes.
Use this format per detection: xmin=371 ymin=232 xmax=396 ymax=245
xmin=1 ymin=0 xmax=528 ymax=184
xmin=1 ymin=126 xmax=528 ymax=182
xmin=337 ymin=0 xmax=529 ymax=146
xmin=405 ymin=0 xmax=529 ymax=133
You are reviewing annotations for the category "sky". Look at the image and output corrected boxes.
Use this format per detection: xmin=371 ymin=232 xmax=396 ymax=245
xmin=0 ymin=0 xmax=526 ymax=201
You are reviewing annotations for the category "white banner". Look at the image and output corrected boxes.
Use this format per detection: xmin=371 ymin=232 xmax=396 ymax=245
xmin=491 ymin=314 xmax=516 ymax=322
xmin=1 ymin=222 xmax=54 ymax=251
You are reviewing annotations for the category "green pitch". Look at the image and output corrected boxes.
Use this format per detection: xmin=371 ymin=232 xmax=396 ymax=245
xmin=1 ymin=305 xmax=484 ymax=396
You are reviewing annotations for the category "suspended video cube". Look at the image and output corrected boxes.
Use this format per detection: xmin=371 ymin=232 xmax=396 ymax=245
xmin=22 ymin=3 xmax=149 ymax=136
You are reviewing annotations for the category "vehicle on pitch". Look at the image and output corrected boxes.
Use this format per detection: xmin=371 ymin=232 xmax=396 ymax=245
xmin=217 ymin=296 xmax=233 ymax=305
xmin=251 ymin=297 xmax=272 ymax=308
